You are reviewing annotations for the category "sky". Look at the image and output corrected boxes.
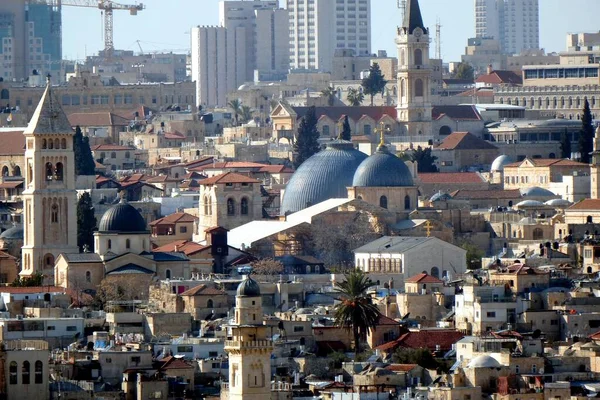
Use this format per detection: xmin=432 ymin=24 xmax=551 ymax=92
xmin=62 ymin=0 xmax=600 ymax=62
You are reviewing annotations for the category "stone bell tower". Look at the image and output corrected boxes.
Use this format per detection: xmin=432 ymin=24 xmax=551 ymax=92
xmin=224 ymin=275 xmax=272 ymax=400
xmin=21 ymin=78 xmax=79 ymax=279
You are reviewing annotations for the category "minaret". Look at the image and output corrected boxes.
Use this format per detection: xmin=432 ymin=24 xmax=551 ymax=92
xmin=21 ymin=78 xmax=79 ymax=280
xmin=225 ymin=276 xmax=272 ymax=400
xmin=395 ymin=0 xmax=433 ymax=139
xmin=591 ymin=126 xmax=600 ymax=199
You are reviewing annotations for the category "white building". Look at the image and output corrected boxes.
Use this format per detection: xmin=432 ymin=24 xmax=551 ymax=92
xmin=287 ymin=0 xmax=371 ymax=72
xmin=0 ymin=317 xmax=84 ymax=342
xmin=474 ymin=0 xmax=539 ymax=55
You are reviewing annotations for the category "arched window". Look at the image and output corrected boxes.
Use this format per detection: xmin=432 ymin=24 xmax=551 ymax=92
xmin=54 ymin=139 xmax=59 ymax=149
xmin=1 ymin=166 xmax=8 ymax=176
xmin=45 ymin=254 xmax=54 ymax=267
xmin=227 ymin=198 xmax=235 ymax=215
xmin=165 ymin=269 xmax=171 ymax=279
xmin=241 ymin=198 xmax=249 ymax=215
xmin=549 ymin=153 xmax=556 ymax=159
xmin=380 ymin=195 xmax=388 ymax=209
xmin=9 ymin=361 xmax=17 ymax=384
xmin=404 ymin=195 xmax=411 ymax=210
xmin=533 ymin=228 xmax=544 ymax=240
xmin=414 ymin=48 xmax=423 ymax=66
xmin=13 ymin=166 xmax=20 ymax=176
xmin=439 ymin=126 xmax=452 ymax=136
xmin=0 ymin=88 xmax=9 ymax=100
xmin=111 ymin=152 xmax=116 ymax=159
xmin=415 ymin=79 xmax=424 ymax=97
xmin=42 ymin=139 xmax=47 ymax=149
xmin=48 ymin=139 xmax=54 ymax=149
xmin=54 ymin=162 xmax=63 ymax=181
xmin=207 ymin=299 xmax=214 ymax=308
xmin=51 ymin=204 xmax=58 ymax=223
xmin=85 ymin=271 xmax=91 ymax=283
xmin=45 ymin=163 xmax=53 ymax=180
xmin=22 ymin=361 xmax=30 ymax=385
xmin=587 ymin=215 xmax=593 ymax=223
xmin=400 ymin=79 xmax=405 ymax=98
xmin=126 ymin=239 xmax=131 ymax=249
xmin=125 ymin=152 xmax=130 ymax=158
xmin=203 ymin=196 xmax=209 ymax=216
xmin=34 ymin=361 xmax=43 ymax=384
xmin=61 ymin=138 xmax=67 ymax=149
xmin=107 ymin=239 xmax=112 ymax=249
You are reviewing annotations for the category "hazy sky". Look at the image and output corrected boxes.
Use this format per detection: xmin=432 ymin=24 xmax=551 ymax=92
xmin=62 ymin=0 xmax=600 ymax=62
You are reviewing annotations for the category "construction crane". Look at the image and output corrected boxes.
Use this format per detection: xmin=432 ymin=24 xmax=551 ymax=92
xmin=397 ymin=0 xmax=407 ymax=21
xmin=56 ymin=0 xmax=145 ymax=60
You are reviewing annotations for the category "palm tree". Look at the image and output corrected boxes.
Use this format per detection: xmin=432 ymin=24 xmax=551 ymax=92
xmin=227 ymin=99 xmax=242 ymax=126
xmin=334 ymin=269 xmax=381 ymax=359
xmin=346 ymin=88 xmax=364 ymax=107
xmin=321 ymin=86 xmax=337 ymax=106
xmin=240 ymin=105 xmax=253 ymax=124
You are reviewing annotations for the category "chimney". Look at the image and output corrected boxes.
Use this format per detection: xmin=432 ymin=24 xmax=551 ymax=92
xmin=487 ymin=64 xmax=493 ymax=75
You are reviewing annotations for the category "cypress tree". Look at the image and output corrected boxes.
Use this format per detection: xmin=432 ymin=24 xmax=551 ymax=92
xmin=74 ymin=126 xmax=96 ymax=175
xmin=77 ymin=192 xmax=97 ymax=252
xmin=560 ymin=129 xmax=572 ymax=159
xmin=579 ymin=98 xmax=594 ymax=163
xmin=341 ymin=115 xmax=352 ymax=141
xmin=293 ymin=106 xmax=320 ymax=169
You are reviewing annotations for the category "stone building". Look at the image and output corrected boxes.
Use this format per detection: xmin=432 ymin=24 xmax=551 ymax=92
xmin=502 ymin=158 xmax=589 ymax=191
xmin=0 ymin=340 xmax=50 ymax=400
xmin=433 ymin=131 xmax=499 ymax=172
xmin=149 ymin=212 xmax=197 ymax=248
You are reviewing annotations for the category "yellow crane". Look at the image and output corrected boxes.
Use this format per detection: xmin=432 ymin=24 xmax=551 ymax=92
xmin=56 ymin=0 xmax=145 ymax=59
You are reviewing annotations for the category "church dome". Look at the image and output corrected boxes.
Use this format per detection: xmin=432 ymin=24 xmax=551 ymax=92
xmin=98 ymin=202 xmax=148 ymax=233
xmin=0 ymin=225 xmax=23 ymax=240
xmin=467 ymin=355 xmax=502 ymax=369
xmin=490 ymin=155 xmax=514 ymax=172
xmin=281 ymin=141 xmax=367 ymax=215
xmin=520 ymin=187 xmax=556 ymax=197
xmin=545 ymin=198 xmax=571 ymax=207
xmin=236 ymin=275 xmax=261 ymax=297
xmin=352 ymin=145 xmax=414 ymax=187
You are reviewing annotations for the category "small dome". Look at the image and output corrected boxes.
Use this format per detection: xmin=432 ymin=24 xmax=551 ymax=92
xmin=236 ymin=275 xmax=261 ymax=297
xmin=520 ymin=187 xmax=556 ymax=197
xmin=545 ymin=198 xmax=571 ymax=207
xmin=519 ymin=217 xmax=536 ymax=225
xmin=490 ymin=155 xmax=514 ymax=172
xmin=0 ymin=225 xmax=23 ymax=240
xmin=467 ymin=355 xmax=502 ymax=369
xmin=98 ymin=202 xmax=148 ymax=233
xmin=430 ymin=191 xmax=452 ymax=202
xmin=281 ymin=141 xmax=367 ymax=215
xmin=515 ymin=200 xmax=544 ymax=208
xmin=352 ymin=146 xmax=414 ymax=187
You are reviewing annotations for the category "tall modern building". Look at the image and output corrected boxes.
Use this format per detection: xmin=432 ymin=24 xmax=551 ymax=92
xmin=0 ymin=0 xmax=62 ymax=82
xmin=288 ymin=0 xmax=371 ymax=72
xmin=474 ymin=0 xmax=539 ymax=55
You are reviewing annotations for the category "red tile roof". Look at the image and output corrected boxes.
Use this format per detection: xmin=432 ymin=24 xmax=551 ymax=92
xmin=159 ymin=356 xmax=194 ymax=370
xmin=68 ymin=112 xmax=129 ymax=127
xmin=258 ymin=165 xmax=294 ymax=173
xmin=375 ymin=329 xmax=464 ymax=352
xmin=418 ymin=172 xmax=485 ymax=184
xmin=145 ymin=174 xmax=182 ymax=183
xmin=180 ymin=284 xmax=226 ymax=297
xmin=476 ymin=70 xmax=522 ymax=85
xmin=505 ymin=158 xmax=588 ymax=168
xmin=0 ymin=181 xmax=23 ymax=189
xmin=0 ymin=130 xmax=25 ymax=155
xmin=385 ymin=364 xmax=419 ymax=372
xmin=568 ymin=199 xmax=600 ymax=211
xmin=199 ymin=172 xmax=260 ymax=185
xmin=0 ymin=286 xmax=66 ymax=294
xmin=405 ymin=273 xmax=444 ymax=284
xmin=163 ymin=132 xmax=186 ymax=140
xmin=432 ymin=105 xmax=482 ymax=121
xmin=435 ymin=132 xmax=497 ymax=150
xmin=149 ymin=212 xmax=198 ymax=226
xmin=292 ymin=106 xmax=398 ymax=123
xmin=152 ymin=240 xmax=208 ymax=256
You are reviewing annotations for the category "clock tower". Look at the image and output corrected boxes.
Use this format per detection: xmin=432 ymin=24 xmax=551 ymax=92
xmin=395 ymin=0 xmax=433 ymax=140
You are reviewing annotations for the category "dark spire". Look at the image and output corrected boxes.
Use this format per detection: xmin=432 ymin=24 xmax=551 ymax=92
xmin=402 ymin=0 xmax=427 ymax=35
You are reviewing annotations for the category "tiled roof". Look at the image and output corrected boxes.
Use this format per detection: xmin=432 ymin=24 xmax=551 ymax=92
xmin=385 ymin=364 xmax=419 ymax=372
xmin=60 ymin=253 xmax=103 ymax=263
xmin=568 ymin=199 xmax=600 ymax=211
xmin=24 ymin=83 xmax=73 ymax=135
xmin=145 ymin=174 xmax=181 ymax=183
xmin=376 ymin=315 xmax=401 ymax=326
xmin=0 ymin=250 xmax=15 ymax=260
xmin=432 ymin=105 xmax=482 ymax=121
xmin=405 ymin=273 xmax=444 ymax=284
xmin=91 ymin=144 xmax=136 ymax=151
xmin=418 ymin=172 xmax=485 ymax=184
xmin=505 ymin=158 xmax=588 ymax=168
xmin=0 ymin=130 xmax=25 ymax=155
xmin=456 ymin=87 xmax=495 ymax=98
xmin=291 ymin=106 xmax=398 ymax=122
xmin=435 ymin=132 xmax=497 ymax=150
xmin=152 ymin=240 xmax=208 ymax=256
xmin=190 ymin=161 xmax=269 ymax=172
xmin=159 ymin=356 xmax=194 ymax=370
xmin=375 ymin=329 xmax=464 ymax=352
xmin=258 ymin=165 xmax=294 ymax=173
xmin=68 ymin=112 xmax=129 ymax=127
xmin=149 ymin=212 xmax=198 ymax=226
xmin=199 ymin=172 xmax=260 ymax=185
xmin=0 ymin=181 xmax=23 ymax=189
xmin=476 ymin=70 xmax=522 ymax=85
xmin=180 ymin=284 xmax=226 ymax=297
xmin=0 ymin=286 xmax=67 ymax=294
xmin=163 ymin=132 xmax=185 ymax=140
xmin=451 ymin=189 xmax=521 ymax=200
xmin=184 ymin=157 xmax=214 ymax=168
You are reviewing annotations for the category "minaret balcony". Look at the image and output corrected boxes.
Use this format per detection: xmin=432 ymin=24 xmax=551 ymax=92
xmin=224 ymin=339 xmax=273 ymax=349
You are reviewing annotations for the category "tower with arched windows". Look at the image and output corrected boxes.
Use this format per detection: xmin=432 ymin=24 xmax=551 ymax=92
xmin=395 ymin=0 xmax=433 ymax=138
xmin=21 ymin=79 xmax=79 ymax=279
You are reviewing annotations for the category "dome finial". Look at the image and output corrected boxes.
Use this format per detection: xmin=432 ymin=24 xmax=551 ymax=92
xmin=119 ymin=191 xmax=127 ymax=204
xmin=376 ymin=122 xmax=389 ymax=150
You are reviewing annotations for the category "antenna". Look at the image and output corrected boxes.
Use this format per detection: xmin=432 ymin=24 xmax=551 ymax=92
xmin=435 ymin=19 xmax=442 ymax=60
xmin=398 ymin=0 xmax=407 ymax=21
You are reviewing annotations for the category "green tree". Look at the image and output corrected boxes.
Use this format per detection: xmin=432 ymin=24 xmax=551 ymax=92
xmin=393 ymin=348 xmax=446 ymax=371
xmin=227 ymin=99 xmax=242 ymax=126
xmin=334 ymin=269 xmax=381 ymax=359
xmin=240 ymin=105 xmax=253 ymax=124
xmin=346 ymin=88 xmax=364 ymax=106
xmin=560 ymin=129 xmax=572 ymax=159
xmin=341 ymin=115 xmax=352 ymax=141
xmin=578 ymin=98 xmax=594 ymax=163
xmin=321 ymin=86 xmax=337 ymax=106
xmin=461 ymin=242 xmax=484 ymax=270
xmin=293 ymin=106 xmax=321 ymax=169
xmin=77 ymin=192 xmax=97 ymax=252
xmin=12 ymin=272 xmax=44 ymax=287
xmin=73 ymin=126 xmax=96 ymax=176
xmin=361 ymin=63 xmax=387 ymax=106
xmin=411 ymin=146 xmax=438 ymax=173
xmin=454 ymin=62 xmax=475 ymax=80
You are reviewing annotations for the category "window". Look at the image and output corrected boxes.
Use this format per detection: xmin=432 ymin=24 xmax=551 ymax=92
xmin=165 ymin=269 xmax=171 ymax=279
xmin=9 ymin=361 xmax=17 ymax=384
xmin=379 ymin=195 xmax=388 ymax=209
xmin=241 ymin=198 xmax=249 ymax=215
xmin=22 ymin=361 xmax=30 ymax=385
xmin=294 ymin=326 xmax=304 ymax=332
xmin=51 ymin=205 xmax=58 ymax=223
xmin=179 ymin=226 xmax=187 ymax=233
xmin=35 ymin=361 xmax=43 ymax=384
xmin=126 ymin=239 xmax=131 ymax=249
xmin=85 ymin=271 xmax=91 ymax=283
xmin=47 ymin=326 xmax=55 ymax=330
xmin=107 ymin=239 xmax=112 ymax=249
xmin=364 ymin=124 xmax=372 ymax=135
xmin=415 ymin=79 xmax=424 ymax=97
xmin=61 ymin=138 xmax=67 ymax=149
xmin=54 ymin=162 xmax=63 ymax=181
xmin=486 ymin=312 xmax=496 ymax=318
xmin=207 ymin=299 xmax=214 ymax=308
xmin=177 ymin=346 xmax=193 ymax=353
xmin=45 ymin=162 xmax=53 ymax=180
xmin=322 ymin=125 xmax=330 ymax=136
xmin=414 ymin=48 xmax=423 ymax=66
xmin=131 ymin=356 xmax=141 ymax=364
xmin=66 ymin=326 xmax=77 ymax=332
xmin=404 ymin=195 xmax=411 ymax=210
xmin=227 ymin=198 xmax=235 ymax=215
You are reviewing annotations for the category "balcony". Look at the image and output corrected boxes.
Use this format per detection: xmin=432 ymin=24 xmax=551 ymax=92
xmin=224 ymin=340 xmax=273 ymax=349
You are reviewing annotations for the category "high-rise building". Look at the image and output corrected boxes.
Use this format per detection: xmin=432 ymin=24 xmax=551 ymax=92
xmin=0 ymin=0 xmax=62 ymax=82
xmin=474 ymin=0 xmax=539 ymax=55
xmin=288 ymin=0 xmax=371 ymax=72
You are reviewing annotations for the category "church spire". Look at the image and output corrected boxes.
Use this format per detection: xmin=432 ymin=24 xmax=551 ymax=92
xmin=402 ymin=0 xmax=427 ymax=34
xmin=24 ymin=77 xmax=73 ymax=136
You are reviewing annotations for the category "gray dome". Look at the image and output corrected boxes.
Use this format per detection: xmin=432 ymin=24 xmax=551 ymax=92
xmin=516 ymin=200 xmax=544 ymax=208
xmin=236 ymin=276 xmax=261 ymax=297
xmin=430 ymin=191 xmax=452 ymax=202
xmin=520 ymin=187 xmax=556 ymax=197
xmin=490 ymin=155 xmax=514 ymax=172
xmin=0 ymin=225 xmax=23 ymax=240
xmin=352 ymin=146 xmax=414 ymax=187
xmin=545 ymin=198 xmax=571 ymax=207
xmin=281 ymin=141 xmax=367 ymax=215
xmin=98 ymin=202 xmax=148 ymax=233
xmin=467 ymin=355 xmax=502 ymax=369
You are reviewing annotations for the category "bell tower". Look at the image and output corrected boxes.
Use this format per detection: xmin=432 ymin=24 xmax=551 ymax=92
xmin=395 ymin=0 xmax=433 ymax=139
xmin=225 ymin=276 xmax=272 ymax=400
xmin=21 ymin=78 xmax=79 ymax=280
xmin=591 ymin=126 xmax=600 ymax=199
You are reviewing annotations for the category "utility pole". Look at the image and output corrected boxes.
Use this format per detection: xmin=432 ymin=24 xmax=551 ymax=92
xmin=398 ymin=0 xmax=407 ymax=21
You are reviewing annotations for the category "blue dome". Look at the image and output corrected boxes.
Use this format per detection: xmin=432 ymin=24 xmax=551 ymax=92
xmin=352 ymin=146 xmax=414 ymax=187
xmin=98 ymin=202 xmax=148 ymax=233
xmin=281 ymin=141 xmax=367 ymax=215
xmin=236 ymin=276 xmax=261 ymax=297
